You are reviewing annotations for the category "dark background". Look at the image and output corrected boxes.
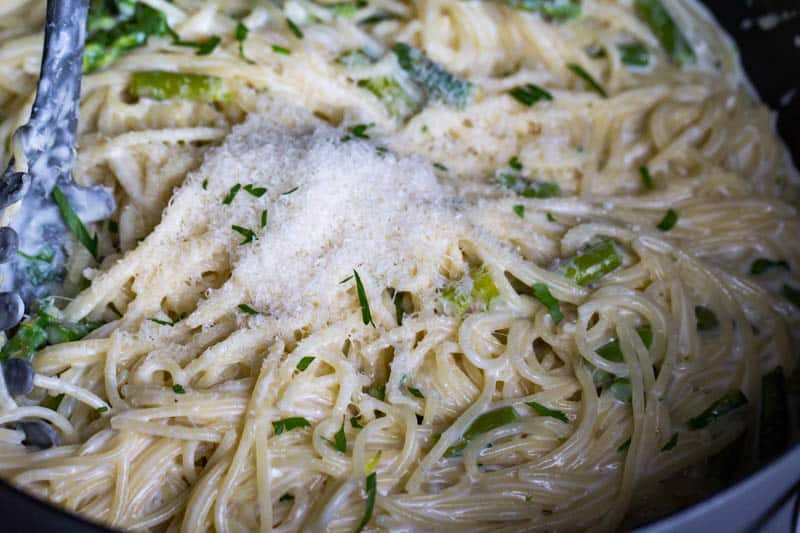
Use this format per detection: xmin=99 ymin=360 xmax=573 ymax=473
xmin=0 ymin=1 xmax=798 ymax=531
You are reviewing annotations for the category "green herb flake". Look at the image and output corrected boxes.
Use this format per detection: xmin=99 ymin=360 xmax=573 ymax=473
xmin=509 ymin=83 xmax=553 ymax=106
xmin=237 ymin=303 xmax=258 ymax=315
xmin=260 ymin=209 xmax=268 ymax=228
xmin=783 ymin=284 xmax=800 ymax=309
xmin=619 ymin=42 xmax=650 ymax=67
xmin=366 ymin=384 xmax=386 ymax=402
xmin=272 ymin=416 xmax=311 ymax=435
xmin=286 ymin=18 xmax=304 ymax=39
xmin=356 ymin=472 xmax=377 ymax=533
xmin=342 ymin=122 xmax=375 ymax=141
xmin=243 ymin=184 xmax=267 ymax=197
xmin=656 ymin=209 xmax=678 ymax=231
xmin=509 ymin=156 xmax=523 ymax=170
xmin=231 ymin=225 xmax=257 ymax=245
xmin=639 ymin=165 xmax=654 ymax=190
xmin=433 ymin=162 xmax=448 ymax=171
xmin=661 ymin=432 xmax=678 ymax=451
xmin=393 ymin=290 xmax=412 ymax=326
xmin=567 ymin=63 xmax=607 ymax=98
xmin=618 ymin=437 xmax=631 ymax=453
xmin=297 ymin=356 xmax=315 ymax=371
xmin=750 ymin=258 xmax=790 ymax=275
xmin=96 ymin=405 xmax=109 ymax=413
xmin=334 ymin=421 xmax=347 ymax=452
xmin=173 ymin=384 xmax=186 ymax=394
xmin=52 ymin=186 xmax=99 ymax=259
xmin=201 ymin=178 xmax=209 ymax=190
xmin=688 ymin=390 xmax=748 ymax=429
xmin=513 ymin=204 xmax=525 ymax=218
xmin=353 ymin=270 xmax=375 ymax=327
xmin=281 ymin=186 xmax=299 ymax=196
xmin=547 ymin=213 xmax=556 ymax=222
xmin=351 ymin=416 xmax=363 ymax=428
xmin=526 ymin=401 xmax=568 ymax=423
xmin=235 ymin=22 xmax=253 ymax=62
xmin=695 ymin=305 xmax=718 ymax=331
xmin=634 ymin=0 xmax=696 ymax=67
xmin=532 ymin=283 xmax=563 ymax=324
xmin=407 ymin=386 xmax=424 ymax=399
xmin=279 ymin=493 xmax=294 ymax=502
xmin=223 ymin=184 xmax=242 ymax=204
xmin=272 ymin=44 xmax=291 ymax=55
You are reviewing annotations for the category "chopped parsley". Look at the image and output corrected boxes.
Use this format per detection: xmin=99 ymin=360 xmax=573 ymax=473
xmin=272 ymin=416 xmax=311 ymax=435
xmin=223 ymin=184 xmax=242 ymax=204
xmin=661 ymin=432 xmax=678 ymax=451
xmin=173 ymin=384 xmax=186 ymax=394
xmin=231 ymin=225 xmax=257 ymax=244
xmin=695 ymin=305 xmax=718 ymax=331
xmin=567 ymin=63 xmax=607 ymax=98
xmin=202 ymin=178 xmax=209 ymax=190
xmin=783 ymin=284 xmax=800 ymax=308
xmin=173 ymin=35 xmax=222 ymax=55
xmin=297 ymin=356 xmax=315 ymax=371
xmin=286 ymin=18 xmax=304 ymax=39
xmin=235 ymin=22 xmax=253 ymax=62
xmin=509 ymin=156 xmax=523 ymax=170
xmin=333 ymin=421 xmax=347 ymax=452
xmin=639 ymin=165 xmax=654 ymax=190
xmin=750 ymin=258 xmax=789 ymax=275
xmin=356 ymin=472 xmax=377 ymax=533
xmin=353 ymin=270 xmax=375 ymax=327
xmin=243 ymin=184 xmax=267 ymax=197
xmin=433 ymin=162 xmax=448 ymax=171
xmin=366 ymin=384 xmax=386 ymax=402
xmin=393 ymin=290 xmax=412 ymax=326
xmin=272 ymin=44 xmax=291 ymax=55
xmin=281 ymin=186 xmax=299 ymax=195
xmin=237 ymin=303 xmax=259 ymax=315
xmin=260 ymin=209 xmax=268 ymax=228
xmin=531 ymin=283 xmax=563 ymax=324
xmin=52 ymin=186 xmax=99 ymax=259
xmin=619 ymin=42 xmax=650 ymax=67
xmin=526 ymin=401 xmax=568 ymax=423
xmin=513 ymin=204 xmax=525 ymax=218
xmin=351 ymin=416 xmax=363 ymax=428
xmin=96 ymin=405 xmax=109 ymax=413
xmin=342 ymin=123 xmax=375 ymax=141
xmin=656 ymin=209 xmax=678 ymax=231
xmin=509 ymin=83 xmax=553 ymax=106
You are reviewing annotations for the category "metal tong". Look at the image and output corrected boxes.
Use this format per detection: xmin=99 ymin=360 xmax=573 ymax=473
xmin=0 ymin=0 xmax=114 ymax=332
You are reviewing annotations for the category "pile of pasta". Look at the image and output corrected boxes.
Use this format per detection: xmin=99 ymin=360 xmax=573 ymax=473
xmin=0 ymin=0 xmax=798 ymax=531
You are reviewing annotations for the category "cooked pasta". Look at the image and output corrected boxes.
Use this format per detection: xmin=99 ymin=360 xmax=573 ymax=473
xmin=0 ymin=0 xmax=798 ymax=531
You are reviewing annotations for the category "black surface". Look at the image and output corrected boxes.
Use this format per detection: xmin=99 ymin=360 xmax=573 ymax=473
xmin=703 ymin=0 xmax=800 ymax=166
xmin=0 ymin=1 xmax=798 ymax=532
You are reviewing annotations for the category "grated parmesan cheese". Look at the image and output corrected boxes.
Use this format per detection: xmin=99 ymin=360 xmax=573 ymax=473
xmin=173 ymin=110 xmax=463 ymax=328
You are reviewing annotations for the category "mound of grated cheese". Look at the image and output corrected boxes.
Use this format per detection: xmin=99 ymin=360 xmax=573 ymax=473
xmin=169 ymin=110 xmax=463 ymax=327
